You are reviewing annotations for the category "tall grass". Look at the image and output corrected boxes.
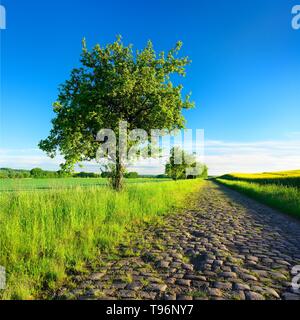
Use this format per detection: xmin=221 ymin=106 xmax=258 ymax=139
xmin=217 ymin=179 xmax=300 ymax=219
xmin=0 ymin=179 xmax=202 ymax=300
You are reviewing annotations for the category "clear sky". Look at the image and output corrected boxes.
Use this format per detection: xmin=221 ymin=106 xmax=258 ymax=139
xmin=0 ymin=0 xmax=300 ymax=175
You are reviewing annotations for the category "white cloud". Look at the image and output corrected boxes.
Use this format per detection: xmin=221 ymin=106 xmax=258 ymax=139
xmin=204 ymin=139 xmax=300 ymax=175
xmin=0 ymin=137 xmax=299 ymax=176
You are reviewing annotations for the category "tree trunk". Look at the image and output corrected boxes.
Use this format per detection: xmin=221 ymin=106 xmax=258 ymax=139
xmin=111 ymin=153 xmax=124 ymax=191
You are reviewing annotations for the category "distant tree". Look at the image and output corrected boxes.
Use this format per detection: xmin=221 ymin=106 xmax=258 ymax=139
xmin=0 ymin=171 xmax=8 ymax=179
xmin=165 ymin=147 xmax=187 ymax=180
xmin=0 ymin=168 xmax=62 ymax=179
xmin=124 ymin=172 xmax=139 ymax=179
xmin=57 ymin=170 xmax=70 ymax=178
xmin=101 ymin=171 xmax=112 ymax=178
xmin=20 ymin=171 xmax=31 ymax=178
xmin=186 ymin=163 xmax=208 ymax=179
xmin=30 ymin=168 xmax=59 ymax=178
xmin=30 ymin=168 xmax=44 ymax=178
xmin=0 ymin=168 xmax=32 ymax=179
xmin=73 ymin=172 xmax=100 ymax=178
xmin=165 ymin=147 xmax=207 ymax=180
xmin=156 ymin=174 xmax=168 ymax=179
xmin=39 ymin=36 xmax=194 ymax=190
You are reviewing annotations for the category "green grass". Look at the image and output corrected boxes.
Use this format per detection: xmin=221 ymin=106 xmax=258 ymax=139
xmin=0 ymin=177 xmax=171 ymax=192
xmin=0 ymin=179 xmax=202 ymax=300
xmin=217 ymin=179 xmax=300 ymax=219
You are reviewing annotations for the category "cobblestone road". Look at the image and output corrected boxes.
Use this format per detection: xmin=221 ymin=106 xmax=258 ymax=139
xmin=57 ymin=182 xmax=300 ymax=300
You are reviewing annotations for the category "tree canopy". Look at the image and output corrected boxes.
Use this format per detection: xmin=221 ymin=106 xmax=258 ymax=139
xmin=39 ymin=36 xmax=194 ymax=189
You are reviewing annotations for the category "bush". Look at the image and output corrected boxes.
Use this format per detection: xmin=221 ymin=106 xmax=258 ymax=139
xmin=124 ymin=172 xmax=139 ymax=179
xmin=156 ymin=174 xmax=168 ymax=179
xmin=73 ymin=172 xmax=101 ymax=178
xmin=0 ymin=168 xmax=31 ymax=179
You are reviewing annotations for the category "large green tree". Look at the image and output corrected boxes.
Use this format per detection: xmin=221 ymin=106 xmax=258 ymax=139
xmin=39 ymin=36 xmax=194 ymax=190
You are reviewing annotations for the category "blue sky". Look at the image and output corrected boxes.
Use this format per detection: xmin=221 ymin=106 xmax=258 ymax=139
xmin=0 ymin=0 xmax=300 ymax=174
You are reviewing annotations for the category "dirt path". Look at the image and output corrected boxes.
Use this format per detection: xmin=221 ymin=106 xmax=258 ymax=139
xmin=56 ymin=181 xmax=300 ymax=300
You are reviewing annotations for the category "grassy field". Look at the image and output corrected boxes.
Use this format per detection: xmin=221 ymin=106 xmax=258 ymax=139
xmin=219 ymin=170 xmax=300 ymax=188
xmin=217 ymin=170 xmax=300 ymax=219
xmin=0 ymin=179 xmax=202 ymax=300
xmin=0 ymin=177 xmax=171 ymax=192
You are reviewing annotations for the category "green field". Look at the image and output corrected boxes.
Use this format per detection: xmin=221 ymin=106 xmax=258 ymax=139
xmin=0 ymin=179 xmax=202 ymax=300
xmin=217 ymin=170 xmax=300 ymax=219
xmin=0 ymin=177 xmax=171 ymax=192
xmin=219 ymin=170 xmax=300 ymax=188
